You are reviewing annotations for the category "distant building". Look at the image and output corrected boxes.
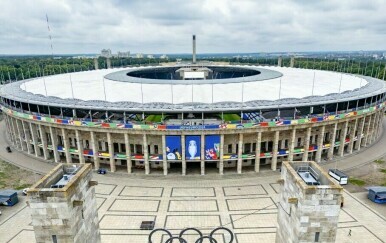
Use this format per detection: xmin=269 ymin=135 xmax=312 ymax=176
xmin=118 ymin=51 xmax=130 ymax=58
xmin=136 ymin=53 xmax=144 ymax=58
xmin=100 ymin=49 xmax=112 ymax=58
xmin=147 ymin=54 xmax=154 ymax=59
xmin=160 ymin=54 xmax=168 ymax=59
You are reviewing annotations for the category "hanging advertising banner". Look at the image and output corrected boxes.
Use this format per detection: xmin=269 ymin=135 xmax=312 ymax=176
xmin=166 ymin=136 xmax=181 ymax=160
xmin=185 ymin=135 xmax=201 ymax=160
xmin=205 ymin=135 xmax=220 ymax=160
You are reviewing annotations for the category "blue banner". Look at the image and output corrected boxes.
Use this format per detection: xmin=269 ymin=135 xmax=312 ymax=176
xmin=185 ymin=135 xmax=201 ymax=160
xmin=205 ymin=135 xmax=220 ymax=160
xmin=166 ymin=136 xmax=181 ymax=160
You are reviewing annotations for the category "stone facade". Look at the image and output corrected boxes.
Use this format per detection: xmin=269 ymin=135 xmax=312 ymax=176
xmin=28 ymin=164 xmax=101 ymax=243
xmin=2 ymin=107 xmax=384 ymax=175
xmin=276 ymin=161 xmax=343 ymax=243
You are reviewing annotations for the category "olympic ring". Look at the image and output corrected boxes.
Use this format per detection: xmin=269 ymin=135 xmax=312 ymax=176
xmin=148 ymin=227 xmax=234 ymax=243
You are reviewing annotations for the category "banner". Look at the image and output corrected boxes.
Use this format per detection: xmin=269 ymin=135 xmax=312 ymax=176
xmin=165 ymin=136 xmax=181 ymax=160
xmin=205 ymin=135 xmax=220 ymax=160
xmin=185 ymin=135 xmax=201 ymax=160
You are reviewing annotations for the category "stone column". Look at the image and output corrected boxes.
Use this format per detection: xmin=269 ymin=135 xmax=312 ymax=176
xmin=16 ymin=120 xmax=27 ymax=151
xmin=338 ymin=121 xmax=349 ymax=157
xmin=181 ymin=135 xmax=186 ymax=175
xmin=369 ymin=113 xmax=378 ymax=143
xmin=143 ymin=134 xmax=150 ymax=175
xmin=355 ymin=116 xmax=366 ymax=151
xmin=4 ymin=116 xmax=13 ymax=145
xmin=255 ymin=132 xmax=262 ymax=172
xmin=271 ymin=131 xmax=279 ymax=171
xmin=124 ymin=133 xmax=132 ymax=174
xmin=90 ymin=131 xmax=100 ymax=170
xmin=22 ymin=121 xmax=33 ymax=154
xmin=302 ymin=127 xmax=311 ymax=161
xmin=39 ymin=125 xmax=49 ymax=160
xmin=10 ymin=118 xmax=20 ymax=149
xmin=363 ymin=115 xmax=372 ymax=146
xmin=107 ymin=132 xmax=116 ymax=172
xmin=372 ymin=112 xmax=382 ymax=143
xmin=288 ymin=128 xmax=296 ymax=161
xmin=315 ymin=126 xmax=325 ymax=163
xmin=75 ymin=130 xmax=85 ymax=164
xmin=219 ymin=134 xmax=224 ymax=175
xmin=62 ymin=129 xmax=72 ymax=163
xmin=376 ymin=110 xmax=384 ymax=139
xmin=200 ymin=134 xmax=205 ymax=175
xmin=348 ymin=119 xmax=358 ymax=154
xmin=237 ymin=133 xmax=243 ymax=174
xmin=49 ymin=127 xmax=60 ymax=163
xmin=162 ymin=134 xmax=167 ymax=175
xmin=29 ymin=123 xmax=41 ymax=157
xmin=327 ymin=123 xmax=338 ymax=160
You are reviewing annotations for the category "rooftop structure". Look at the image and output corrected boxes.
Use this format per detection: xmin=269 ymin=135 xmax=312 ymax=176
xmin=28 ymin=163 xmax=101 ymax=243
xmin=276 ymin=161 xmax=343 ymax=243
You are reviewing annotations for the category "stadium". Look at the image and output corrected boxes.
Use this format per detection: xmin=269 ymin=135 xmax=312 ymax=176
xmin=1 ymin=38 xmax=385 ymax=175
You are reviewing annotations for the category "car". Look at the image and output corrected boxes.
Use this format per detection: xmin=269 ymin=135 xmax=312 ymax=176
xmin=22 ymin=188 xmax=29 ymax=196
xmin=6 ymin=146 xmax=11 ymax=153
xmin=97 ymin=168 xmax=107 ymax=175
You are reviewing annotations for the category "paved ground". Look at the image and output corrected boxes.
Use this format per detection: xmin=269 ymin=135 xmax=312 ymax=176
xmin=1 ymin=120 xmax=386 ymax=243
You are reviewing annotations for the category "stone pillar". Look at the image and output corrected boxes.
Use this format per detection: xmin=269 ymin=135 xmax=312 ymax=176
xmin=181 ymin=135 xmax=186 ymax=175
xmin=315 ymin=126 xmax=325 ymax=163
xmin=271 ymin=131 xmax=279 ymax=171
xmin=200 ymin=134 xmax=205 ymax=175
xmin=348 ymin=119 xmax=358 ymax=154
xmin=22 ymin=121 xmax=33 ymax=154
xmin=90 ymin=131 xmax=100 ymax=170
xmin=364 ymin=115 xmax=372 ymax=146
xmin=124 ymin=133 xmax=132 ymax=174
xmin=29 ymin=123 xmax=41 ymax=157
xmin=49 ymin=127 xmax=60 ymax=163
xmin=75 ymin=130 xmax=85 ymax=164
xmin=4 ymin=116 xmax=13 ymax=145
xmin=143 ymin=134 xmax=150 ymax=175
xmin=16 ymin=120 xmax=27 ymax=151
xmin=338 ymin=121 xmax=349 ymax=157
xmin=62 ymin=129 xmax=72 ymax=163
xmin=237 ymin=133 xmax=243 ymax=174
xmin=371 ymin=112 xmax=380 ymax=143
xmin=107 ymin=133 xmax=116 ymax=172
xmin=219 ymin=134 xmax=224 ymax=175
xmin=278 ymin=56 xmax=283 ymax=67
xmin=162 ymin=135 xmax=167 ymax=175
xmin=10 ymin=118 xmax=20 ymax=149
xmin=288 ymin=128 xmax=296 ymax=161
xmin=94 ymin=58 xmax=99 ymax=70
xmin=355 ymin=116 xmax=366 ymax=150
xmin=302 ymin=127 xmax=311 ymax=161
xmin=290 ymin=56 xmax=295 ymax=68
xmin=39 ymin=125 xmax=49 ymax=160
xmin=327 ymin=123 xmax=337 ymax=160
xmin=376 ymin=110 xmax=384 ymax=139
xmin=255 ymin=132 xmax=262 ymax=172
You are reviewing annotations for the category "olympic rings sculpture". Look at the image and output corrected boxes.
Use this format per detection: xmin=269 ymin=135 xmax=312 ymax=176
xmin=148 ymin=227 xmax=234 ymax=243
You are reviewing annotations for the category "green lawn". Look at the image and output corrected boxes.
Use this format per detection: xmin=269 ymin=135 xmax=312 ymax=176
xmin=145 ymin=115 xmax=163 ymax=122
xmin=222 ymin=114 xmax=240 ymax=122
xmin=348 ymin=177 xmax=366 ymax=186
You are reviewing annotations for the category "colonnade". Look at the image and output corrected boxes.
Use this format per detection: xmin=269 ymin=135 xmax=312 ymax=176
xmin=3 ymin=109 xmax=384 ymax=175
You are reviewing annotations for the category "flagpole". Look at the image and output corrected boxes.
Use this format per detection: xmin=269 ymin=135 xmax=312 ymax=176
xmin=69 ymin=74 xmax=75 ymax=99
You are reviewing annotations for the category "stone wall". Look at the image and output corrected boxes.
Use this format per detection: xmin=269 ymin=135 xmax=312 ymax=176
xmin=276 ymin=161 xmax=343 ymax=243
xmin=28 ymin=164 xmax=101 ymax=243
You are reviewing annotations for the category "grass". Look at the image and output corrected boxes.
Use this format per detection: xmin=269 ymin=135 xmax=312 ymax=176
xmin=222 ymin=114 xmax=241 ymax=122
xmin=0 ymin=159 xmax=33 ymax=190
xmin=374 ymin=159 xmax=385 ymax=164
xmin=348 ymin=177 xmax=366 ymax=186
xmin=145 ymin=115 xmax=163 ymax=123
xmin=379 ymin=169 xmax=386 ymax=174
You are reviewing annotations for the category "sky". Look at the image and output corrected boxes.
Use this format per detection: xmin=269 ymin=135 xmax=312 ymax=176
xmin=0 ymin=0 xmax=385 ymax=55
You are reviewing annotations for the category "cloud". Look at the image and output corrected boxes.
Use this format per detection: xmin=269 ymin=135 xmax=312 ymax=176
xmin=0 ymin=0 xmax=385 ymax=54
